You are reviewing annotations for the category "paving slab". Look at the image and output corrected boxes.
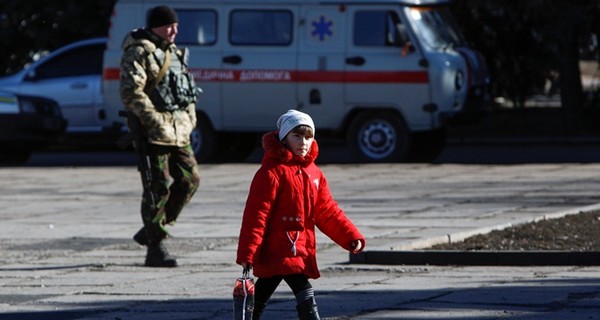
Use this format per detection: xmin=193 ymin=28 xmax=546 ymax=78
xmin=1 ymin=163 xmax=600 ymax=319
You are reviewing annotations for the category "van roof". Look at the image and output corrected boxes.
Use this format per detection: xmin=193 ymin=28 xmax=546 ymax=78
xmin=323 ymin=0 xmax=449 ymax=5
xmin=123 ymin=0 xmax=449 ymax=6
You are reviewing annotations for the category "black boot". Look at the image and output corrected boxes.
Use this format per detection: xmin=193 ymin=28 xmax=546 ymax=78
xmin=296 ymin=297 xmax=321 ymax=320
xmin=145 ymin=241 xmax=177 ymax=267
xmin=252 ymin=302 xmax=266 ymax=320
xmin=133 ymin=227 xmax=147 ymax=245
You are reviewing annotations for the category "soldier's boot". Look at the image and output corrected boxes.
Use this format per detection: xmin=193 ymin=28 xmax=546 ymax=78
xmin=133 ymin=227 xmax=147 ymax=245
xmin=145 ymin=241 xmax=177 ymax=268
xmin=252 ymin=302 xmax=267 ymax=320
xmin=295 ymin=289 xmax=321 ymax=320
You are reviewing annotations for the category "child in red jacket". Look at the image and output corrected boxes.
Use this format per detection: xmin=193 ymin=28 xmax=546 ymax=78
xmin=236 ymin=109 xmax=366 ymax=320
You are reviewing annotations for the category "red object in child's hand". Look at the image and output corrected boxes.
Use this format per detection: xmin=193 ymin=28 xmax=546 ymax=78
xmin=233 ymin=269 xmax=255 ymax=320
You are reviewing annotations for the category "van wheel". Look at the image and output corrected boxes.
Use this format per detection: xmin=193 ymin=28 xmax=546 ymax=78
xmin=346 ymin=112 xmax=410 ymax=163
xmin=191 ymin=116 xmax=216 ymax=163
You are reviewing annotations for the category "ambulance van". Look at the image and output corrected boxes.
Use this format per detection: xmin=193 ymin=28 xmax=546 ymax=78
xmin=102 ymin=0 xmax=489 ymax=162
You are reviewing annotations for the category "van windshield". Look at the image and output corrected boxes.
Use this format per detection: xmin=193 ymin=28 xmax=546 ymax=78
xmin=404 ymin=6 xmax=467 ymax=50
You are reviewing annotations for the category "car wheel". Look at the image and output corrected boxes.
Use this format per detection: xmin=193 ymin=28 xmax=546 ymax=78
xmin=346 ymin=111 xmax=410 ymax=163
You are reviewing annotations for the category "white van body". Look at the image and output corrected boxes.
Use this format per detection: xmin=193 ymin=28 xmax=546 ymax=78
xmin=103 ymin=0 xmax=489 ymax=162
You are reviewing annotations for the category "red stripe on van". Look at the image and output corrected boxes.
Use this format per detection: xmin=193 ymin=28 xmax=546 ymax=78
xmin=103 ymin=68 xmax=120 ymax=80
xmin=103 ymin=68 xmax=429 ymax=84
xmin=299 ymin=70 xmax=429 ymax=83
xmin=354 ymin=71 xmax=428 ymax=83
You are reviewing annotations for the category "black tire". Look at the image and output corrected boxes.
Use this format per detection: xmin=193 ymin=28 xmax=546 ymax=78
xmin=346 ymin=111 xmax=410 ymax=163
xmin=191 ymin=116 xmax=217 ymax=163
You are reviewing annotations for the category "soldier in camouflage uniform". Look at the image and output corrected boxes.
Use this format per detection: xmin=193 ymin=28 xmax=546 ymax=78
xmin=119 ymin=5 xmax=201 ymax=267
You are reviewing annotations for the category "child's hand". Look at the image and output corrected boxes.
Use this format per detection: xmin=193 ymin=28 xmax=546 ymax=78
xmin=351 ymin=239 xmax=364 ymax=253
xmin=241 ymin=262 xmax=252 ymax=275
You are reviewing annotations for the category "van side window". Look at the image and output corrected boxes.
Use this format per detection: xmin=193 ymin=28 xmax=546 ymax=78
xmin=176 ymin=10 xmax=217 ymax=46
xmin=354 ymin=11 xmax=404 ymax=47
xmin=230 ymin=10 xmax=293 ymax=46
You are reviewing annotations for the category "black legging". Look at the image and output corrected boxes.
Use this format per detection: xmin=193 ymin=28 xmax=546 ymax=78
xmin=254 ymin=273 xmax=312 ymax=305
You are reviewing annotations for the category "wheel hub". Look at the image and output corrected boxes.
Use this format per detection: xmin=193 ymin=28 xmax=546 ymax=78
xmin=361 ymin=122 xmax=395 ymax=158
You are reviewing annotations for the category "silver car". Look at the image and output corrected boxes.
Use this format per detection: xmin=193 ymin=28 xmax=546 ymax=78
xmin=0 ymin=37 xmax=107 ymax=134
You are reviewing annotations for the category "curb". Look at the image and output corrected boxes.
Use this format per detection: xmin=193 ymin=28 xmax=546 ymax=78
xmin=351 ymin=204 xmax=600 ymax=266
xmin=349 ymin=250 xmax=600 ymax=266
xmin=395 ymin=203 xmax=600 ymax=251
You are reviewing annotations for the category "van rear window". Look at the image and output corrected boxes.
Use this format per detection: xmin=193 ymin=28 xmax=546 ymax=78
xmin=176 ymin=9 xmax=217 ymax=46
xmin=230 ymin=10 xmax=293 ymax=46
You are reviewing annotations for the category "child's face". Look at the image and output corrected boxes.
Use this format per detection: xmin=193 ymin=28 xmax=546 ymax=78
xmin=284 ymin=131 xmax=314 ymax=157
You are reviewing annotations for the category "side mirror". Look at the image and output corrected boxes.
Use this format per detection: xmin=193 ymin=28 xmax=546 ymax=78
xmin=24 ymin=70 xmax=37 ymax=81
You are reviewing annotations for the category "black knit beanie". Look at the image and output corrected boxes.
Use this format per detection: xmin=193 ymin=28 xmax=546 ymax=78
xmin=147 ymin=5 xmax=178 ymax=28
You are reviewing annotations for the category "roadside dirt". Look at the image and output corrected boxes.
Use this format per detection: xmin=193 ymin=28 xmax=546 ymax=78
xmin=429 ymin=210 xmax=600 ymax=251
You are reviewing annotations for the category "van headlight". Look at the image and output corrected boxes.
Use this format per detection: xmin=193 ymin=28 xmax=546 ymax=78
xmin=455 ymin=70 xmax=465 ymax=91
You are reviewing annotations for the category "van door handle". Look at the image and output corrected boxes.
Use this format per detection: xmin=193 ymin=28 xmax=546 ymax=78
xmin=346 ymin=56 xmax=365 ymax=66
xmin=223 ymin=55 xmax=242 ymax=64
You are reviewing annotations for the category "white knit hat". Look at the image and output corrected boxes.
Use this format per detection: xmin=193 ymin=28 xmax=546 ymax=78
xmin=277 ymin=109 xmax=315 ymax=141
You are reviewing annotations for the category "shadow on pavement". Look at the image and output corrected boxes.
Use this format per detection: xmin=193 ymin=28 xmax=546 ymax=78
xmin=22 ymin=140 xmax=600 ymax=167
xmin=2 ymin=279 xmax=599 ymax=320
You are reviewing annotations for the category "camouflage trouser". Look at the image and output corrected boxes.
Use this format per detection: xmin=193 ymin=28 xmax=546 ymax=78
xmin=141 ymin=144 xmax=201 ymax=242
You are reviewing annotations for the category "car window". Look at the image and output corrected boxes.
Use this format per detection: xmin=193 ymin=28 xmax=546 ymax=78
xmin=176 ymin=9 xmax=217 ymax=46
xmin=354 ymin=11 xmax=404 ymax=47
xmin=31 ymin=44 xmax=105 ymax=81
xmin=229 ymin=10 xmax=293 ymax=46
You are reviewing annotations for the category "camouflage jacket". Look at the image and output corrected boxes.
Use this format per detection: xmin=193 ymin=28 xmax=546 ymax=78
xmin=119 ymin=28 xmax=197 ymax=147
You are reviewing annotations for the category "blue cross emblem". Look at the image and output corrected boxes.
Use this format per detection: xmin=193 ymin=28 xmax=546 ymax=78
xmin=311 ymin=16 xmax=333 ymax=41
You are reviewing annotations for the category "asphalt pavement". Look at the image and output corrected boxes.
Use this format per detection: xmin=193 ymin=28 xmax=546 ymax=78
xmin=2 ymin=157 xmax=600 ymax=319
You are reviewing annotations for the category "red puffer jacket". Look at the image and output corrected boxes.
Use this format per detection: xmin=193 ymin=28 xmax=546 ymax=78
xmin=236 ymin=131 xmax=365 ymax=279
